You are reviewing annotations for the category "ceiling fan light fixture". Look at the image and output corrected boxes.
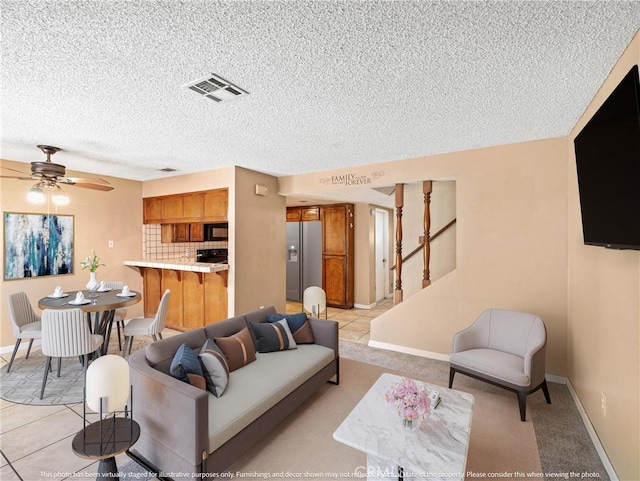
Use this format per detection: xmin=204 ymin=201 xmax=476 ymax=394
xmin=52 ymin=185 xmax=70 ymax=206
xmin=27 ymin=183 xmax=45 ymax=204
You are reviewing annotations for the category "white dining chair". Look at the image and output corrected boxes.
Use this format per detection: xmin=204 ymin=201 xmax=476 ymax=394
xmin=40 ymin=308 xmax=103 ymax=399
xmin=122 ymin=289 xmax=170 ymax=358
xmin=303 ymin=286 xmax=327 ymax=319
xmin=102 ymin=281 xmax=128 ymax=351
xmin=7 ymin=292 xmax=42 ymax=373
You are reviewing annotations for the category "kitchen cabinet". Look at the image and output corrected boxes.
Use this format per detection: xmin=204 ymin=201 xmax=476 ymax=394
xmin=143 ymin=198 xmax=163 ymax=224
xmin=161 ymin=223 xmax=205 ymax=243
xmin=286 ymin=207 xmax=302 ymax=222
xmin=203 ymin=189 xmax=228 ymax=221
xmin=286 ymin=206 xmax=320 ymax=222
xmin=139 ymin=267 xmax=228 ymax=330
xmin=143 ymin=188 xmax=228 ymax=224
xmin=322 ymin=204 xmax=354 ymax=309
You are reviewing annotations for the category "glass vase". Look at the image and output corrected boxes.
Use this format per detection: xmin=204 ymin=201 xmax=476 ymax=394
xmin=401 ymin=416 xmax=422 ymax=430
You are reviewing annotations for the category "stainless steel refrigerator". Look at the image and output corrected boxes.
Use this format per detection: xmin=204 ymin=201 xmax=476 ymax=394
xmin=286 ymin=221 xmax=322 ymax=302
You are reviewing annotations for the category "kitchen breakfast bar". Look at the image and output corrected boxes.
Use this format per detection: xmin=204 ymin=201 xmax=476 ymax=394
xmin=124 ymin=260 xmax=229 ymax=331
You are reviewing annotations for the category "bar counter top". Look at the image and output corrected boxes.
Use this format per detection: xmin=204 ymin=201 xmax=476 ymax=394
xmin=123 ymin=259 xmax=229 ymax=273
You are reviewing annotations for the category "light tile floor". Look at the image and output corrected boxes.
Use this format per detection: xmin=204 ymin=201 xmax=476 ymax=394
xmin=0 ymin=299 xmax=392 ymax=480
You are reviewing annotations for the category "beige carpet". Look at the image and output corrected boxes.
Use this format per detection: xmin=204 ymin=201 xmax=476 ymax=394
xmin=226 ymin=358 xmax=542 ymax=480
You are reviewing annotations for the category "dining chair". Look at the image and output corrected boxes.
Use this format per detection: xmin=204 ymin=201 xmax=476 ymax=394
xmin=41 ymin=308 xmax=104 ymax=400
xmin=102 ymin=281 xmax=128 ymax=351
xmin=6 ymin=292 xmax=42 ymax=373
xmin=303 ymin=286 xmax=327 ymax=319
xmin=122 ymin=289 xmax=171 ymax=358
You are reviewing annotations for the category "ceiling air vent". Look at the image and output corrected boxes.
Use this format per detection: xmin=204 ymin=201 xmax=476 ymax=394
xmin=184 ymin=73 xmax=248 ymax=103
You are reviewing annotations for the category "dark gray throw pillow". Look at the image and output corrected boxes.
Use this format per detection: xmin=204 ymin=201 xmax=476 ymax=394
xmin=249 ymin=320 xmax=297 ymax=353
xmin=267 ymin=313 xmax=315 ymax=344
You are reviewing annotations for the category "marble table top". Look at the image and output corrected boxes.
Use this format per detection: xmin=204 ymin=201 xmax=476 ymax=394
xmin=333 ymin=373 xmax=474 ymax=479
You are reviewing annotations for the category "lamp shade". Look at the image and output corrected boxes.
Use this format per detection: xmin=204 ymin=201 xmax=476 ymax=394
xmin=27 ymin=184 xmax=45 ymax=204
xmin=86 ymin=355 xmax=130 ymax=414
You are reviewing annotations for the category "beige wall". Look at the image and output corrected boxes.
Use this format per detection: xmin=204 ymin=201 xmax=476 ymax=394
xmin=353 ymin=203 xmax=376 ymax=307
xmin=1 ymin=159 xmax=144 ymax=348
xmin=567 ymin=32 xmax=640 ymax=480
xmin=280 ymin=137 xmax=569 ymax=376
xmin=232 ymin=167 xmax=286 ymax=315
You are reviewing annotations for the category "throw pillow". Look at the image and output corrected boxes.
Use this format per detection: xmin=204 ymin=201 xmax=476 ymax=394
xmin=186 ymin=373 xmax=207 ymax=391
xmin=249 ymin=320 xmax=297 ymax=353
xmin=267 ymin=313 xmax=315 ymax=344
xmin=199 ymin=339 xmax=230 ymax=397
xmin=215 ymin=327 xmax=257 ymax=372
xmin=170 ymin=343 xmax=204 ymax=384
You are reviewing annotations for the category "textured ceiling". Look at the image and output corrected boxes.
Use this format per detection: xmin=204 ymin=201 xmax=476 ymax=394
xmin=2 ymin=1 xmax=639 ymax=188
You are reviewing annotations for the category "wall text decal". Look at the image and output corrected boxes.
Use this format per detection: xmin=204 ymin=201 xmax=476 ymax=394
xmin=320 ymin=170 xmax=385 ymax=187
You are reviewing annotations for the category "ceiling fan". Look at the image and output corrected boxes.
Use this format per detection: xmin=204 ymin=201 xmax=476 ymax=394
xmin=1 ymin=145 xmax=114 ymax=192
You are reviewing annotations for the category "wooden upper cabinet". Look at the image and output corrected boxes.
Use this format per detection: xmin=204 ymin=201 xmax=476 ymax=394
xmin=204 ymin=189 xmax=228 ymax=221
xmin=143 ymin=188 xmax=228 ymax=224
xmin=301 ymin=207 xmax=320 ymax=221
xmin=287 ymin=206 xmax=319 ymax=222
xmin=286 ymin=207 xmax=302 ymax=222
xmin=183 ymin=193 xmax=204 ymax=220
xmin=143 ymin=197 xmax=163 ymax=224
xmin=189 ymin=223 xmax=205 ymax=242
xmin=162 ymin=195 xmax=183 ymax=222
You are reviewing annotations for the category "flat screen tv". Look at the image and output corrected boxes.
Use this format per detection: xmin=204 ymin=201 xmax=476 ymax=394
xmin=574 ymin=64 xmax=640 ymax=250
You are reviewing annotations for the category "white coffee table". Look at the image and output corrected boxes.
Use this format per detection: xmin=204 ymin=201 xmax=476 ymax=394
xmin=333 ymin=373 xmax=474 ymax=481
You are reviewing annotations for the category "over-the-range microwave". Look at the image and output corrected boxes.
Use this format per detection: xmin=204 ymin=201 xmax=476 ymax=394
xmin=204 ymin=223 xmax=228 ymax=241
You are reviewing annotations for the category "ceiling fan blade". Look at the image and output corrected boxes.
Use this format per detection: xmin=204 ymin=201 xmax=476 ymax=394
xmin=68 ymin=182 xmax=114 ymax=192
xmin=64 ymin=176 xmax=111 ymax=185
xmin=0 ymin=174 xmax=35 ymax=180
xmin=1 ymin=166 xmax=32 ymax=176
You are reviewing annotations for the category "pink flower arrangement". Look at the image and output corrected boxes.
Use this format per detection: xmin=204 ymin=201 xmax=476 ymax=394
xmin=385 ymin=377 xmax=431 ymax=428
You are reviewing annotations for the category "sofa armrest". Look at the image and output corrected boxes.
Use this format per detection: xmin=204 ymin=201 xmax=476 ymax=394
xmin=128 ymin=348 xmax=209 ymax=468
xmin=309 ymin=318 xmax=338 ymax=357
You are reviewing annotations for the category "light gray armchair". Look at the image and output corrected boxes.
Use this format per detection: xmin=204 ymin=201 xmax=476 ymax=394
xmin=449 ymin=308 xmax=551 ymax=421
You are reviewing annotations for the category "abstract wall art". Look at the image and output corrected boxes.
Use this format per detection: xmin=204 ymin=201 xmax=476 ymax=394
xmin=3 ymin=212 xmax=74 ymax=280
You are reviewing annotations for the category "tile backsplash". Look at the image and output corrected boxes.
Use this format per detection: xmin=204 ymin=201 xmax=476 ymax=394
xmin=143 ymin=224 xmax=227 ymax=260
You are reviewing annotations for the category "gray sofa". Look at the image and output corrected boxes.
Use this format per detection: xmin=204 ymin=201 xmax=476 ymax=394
xmin=127 ymin=306 xmax=339 ymax=478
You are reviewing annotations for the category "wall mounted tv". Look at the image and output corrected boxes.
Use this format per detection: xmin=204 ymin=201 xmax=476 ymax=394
xmin=574 ymin=64 xmax=640 ymax=250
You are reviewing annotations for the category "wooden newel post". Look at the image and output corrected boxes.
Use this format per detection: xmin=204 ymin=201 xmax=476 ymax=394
xmin=394 ymin=183 xmax=404 ymax=304
xmin=422 ymin=180 xmax=432 ymax=288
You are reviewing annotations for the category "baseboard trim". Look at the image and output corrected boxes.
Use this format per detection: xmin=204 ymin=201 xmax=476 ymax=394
xmin=354 ymin=302 xmax=376 ymax=310
xmin=0 ymin=340 xmax=42 ymax=355
xmin=367 ymin=340 xmax=450 ymax=362
xmin=566 ymin=379 xmax=619 ymax=481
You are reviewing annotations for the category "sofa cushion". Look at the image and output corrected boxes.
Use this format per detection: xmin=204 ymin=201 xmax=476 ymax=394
xmin=206 ymin=344 xmax=335 ymax=453
xmin=249 ymin=320 xmax=296 ymax=353
xmin=244 ymin=305 xmax=277 ymax=325
xmin=450 ymin=348 xmax=530 ymax=387
xmin=170 ymin=343 xmax=204 ymax=383
xmin=199 ymin=339 xmax=230 ymax=397
xmin=267 ymin=313 xmax=315 ymax=344
xmin=204 ymin=315 xmax=247 ymax=340
xmin=215 ymin=327 xmax=257 ymax=372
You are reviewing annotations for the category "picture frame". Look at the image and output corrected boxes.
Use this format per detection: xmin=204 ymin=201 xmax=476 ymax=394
xmin=3 ymin=212 xmax=74 ymax=280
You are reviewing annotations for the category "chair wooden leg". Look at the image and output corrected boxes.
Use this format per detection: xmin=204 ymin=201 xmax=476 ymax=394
xmin=40 ymin=357 xmax=52 ymax=399
xmin=541 ymin=379 xmax=551 ymax=404
xmin=448 ymin=367 xmax=455 ymax=389
xmin=151 ymin=334 xmax=158 ymax=342
xmin=517 ymin=391 xmax=527 ymax=421
xmin=6 ymin=339 xmax=22 ymax=373
xmin=158 ymin=332 xmax=163 ymax=340
xmin=25 ymin=339 xmax=34 ymax=359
